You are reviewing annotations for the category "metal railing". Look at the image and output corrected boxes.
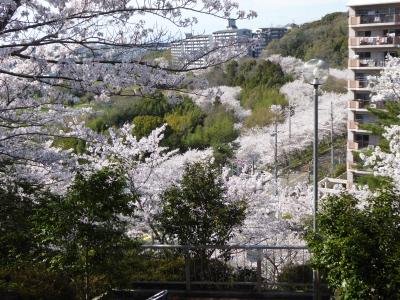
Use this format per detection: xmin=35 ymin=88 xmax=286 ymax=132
xmin=350 ymin=14 xmax=400 ymax=25
xmin=349 ymin=58 xmax=386 ymax=68
xmin=349 ymin=36 xmax=400 ymax=47
xmin=348 ymin=79 xmax=370 ymax=89
xmin=135 ymin=245 xmax=311 ymax=292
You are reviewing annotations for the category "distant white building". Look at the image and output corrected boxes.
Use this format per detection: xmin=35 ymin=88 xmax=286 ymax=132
xmin=171 ymin=34 xmax=212 ymax=68
xmin=170 ymin=19 xmax=252 ymax=68
xmin=212 ymin=19 xmax=252 ymax=47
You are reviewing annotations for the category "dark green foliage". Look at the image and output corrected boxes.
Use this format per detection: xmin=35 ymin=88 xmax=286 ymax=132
xmin=163 ymin=98 xmax=205 ymax=149
xmin=88 ymin=93 xmax=172 ymax=132
xmin=266 ymin=12 xmax=348 ymax=68
xmin=184 ymin=105 xmax=238 ymax=149
xmin=158 ymin=162 xmax=246 ymax=248
xmin=0 ymin=266 xmax=76 ymax=300
xmin=278 ymin=264 xmax=313 ymax=290
xmin=0 ymin=183 xmax=57 ymax=268
xmin=305 ymin=192 xmax=400 ymax=299
xmin=32 ymin=169 xmax=138 ymax=299
xmin=215 ymin=59 xmax=289 ymax=88
xmin=204 ymin=59 xmax=289 ymax=89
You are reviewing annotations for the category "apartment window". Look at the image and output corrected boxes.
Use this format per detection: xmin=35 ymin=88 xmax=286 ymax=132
xmin=357 ymin=52 xmax=371 ymax=59
xmin=355 ymin=134 xmax=370 ymax=148
xmin=355 ymin=114 xmax=366 ymax=123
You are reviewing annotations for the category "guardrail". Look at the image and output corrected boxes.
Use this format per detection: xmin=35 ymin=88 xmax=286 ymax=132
xmin=135 ymin=245 xmax=311 ymax=292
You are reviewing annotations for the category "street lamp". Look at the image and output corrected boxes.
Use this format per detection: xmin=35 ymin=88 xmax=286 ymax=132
xmin=303 ymin=59 xmax=329 ymax=300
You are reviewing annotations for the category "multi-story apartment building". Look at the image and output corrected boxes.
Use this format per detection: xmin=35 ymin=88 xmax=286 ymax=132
xmin=170 ymin=34 xmax=213 ymax=68
xmin=347 ymin=0 xmax=400 ymax=187
xmin=170 ymin=19 xmax=252 ymax=68
xmin=212 ymin=19 xmax=252 ymax=53
xmin=252 ymin=27 xmax=288 ymax=57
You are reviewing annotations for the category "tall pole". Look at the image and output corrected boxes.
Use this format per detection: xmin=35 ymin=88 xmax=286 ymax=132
xmin=330 ymin=100 xmax=334 ymax=176
xmin=274 ymin=115 xmax=278 ymax=196
xmin=288 ymin=102 xmax=292 ymax=182
xmin=313 ymin=83 xmax=320 ymax=300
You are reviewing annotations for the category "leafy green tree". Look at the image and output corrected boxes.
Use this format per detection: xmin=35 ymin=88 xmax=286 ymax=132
xmin=0 ymin=182 xmax=56 ymax=268
xmin=184 ymin=106 xmax=238 ymax=149
xmin=306 ymin=192 xmax=400 ymax=299
xmin=163 ymin=98 xmax=205 ymax=150
xmin=158 ymin=162 xmax=246 ymax=250
xmin=33 ymin=169 xmax=138 ymax=299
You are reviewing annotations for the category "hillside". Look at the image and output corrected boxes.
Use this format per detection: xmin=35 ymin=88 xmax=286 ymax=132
xmin=265 ymin=12 xmax=348 ymax=68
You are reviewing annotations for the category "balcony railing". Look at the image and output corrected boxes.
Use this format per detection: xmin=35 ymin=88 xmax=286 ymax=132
xmin=348 ymin=58 xmax=385 ymax=68
xmin=348 ymin=120 xmax=360 ymax=130
xmin=349 ymin=36 xmax=400 ymax=47
xmin=350 ymin=14 xmax=400 ymax=25
xmin=348 ymin=80 xmax=370 ymax=89
xmin=348 ymin=100 xmax=371 ymax=109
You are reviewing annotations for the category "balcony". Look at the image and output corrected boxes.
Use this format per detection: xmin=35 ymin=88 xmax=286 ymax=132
xmin=348 ymin=120 xmax=360 ymax=130
xmin=349 ymin=36 xmax=400 ymax=48
xmin=348 ymin=58 xmax=385 ymax=69
xmin=348 ymin=80 xmax=370 ymax=90
xmin=348 ymin=100 xmax=369 ymax=110
xmin=349 ymin=14 xmax=400 ymax=26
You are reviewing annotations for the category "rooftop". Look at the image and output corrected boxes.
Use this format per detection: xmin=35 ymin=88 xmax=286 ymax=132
xmin=213 ymin=28 xmax=251 ymax=34
xmin=348 ymin=0 xmax=400 ymax=6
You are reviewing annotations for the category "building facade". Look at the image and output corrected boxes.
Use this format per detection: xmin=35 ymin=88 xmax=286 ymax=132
xmin=170 ymin=20 xmax=254 ymax=67
xmin=212 ymin=19 xmax=253 ymax=56
xmin=347 ymin=0 xmax=400 ymax=187
xmin=252 ymin=27 xmax=288 ymax=57
xmin=170 ymin=34 xmax=213 ymax=68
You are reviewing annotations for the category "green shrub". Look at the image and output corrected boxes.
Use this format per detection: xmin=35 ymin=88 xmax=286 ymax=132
xmin=241 ymin=87 xmax=287 ymax=128
xmin=0 ymin=267 xmax=75 ymax=300
xmin=185 ymin=106 xmax=238 ymax=148
xmin=88 ymin=94 xmax=171 ymax=132
xmin=132 ymin=115 xmax=164 ymax=139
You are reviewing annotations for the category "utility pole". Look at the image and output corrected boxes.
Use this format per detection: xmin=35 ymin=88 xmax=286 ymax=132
xmin=330 ymin=100 xmax=335 ymax=176
xmin=274 ymin=114 xmax=278 ymax=196
xmin=288 ymin=102 xmax=292 ymax=182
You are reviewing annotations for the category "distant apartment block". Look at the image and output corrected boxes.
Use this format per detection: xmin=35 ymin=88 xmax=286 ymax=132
xmin=170 ymin=34 xmax=213 ymax=68
xmin=170 ymin=19 xmax=288 ymax=67
xmin=212 ymin=19 xmax=252 ymax=48
xmin=347 ymin=0 xmax=400 ymax=187
xmin=252 ymin=27 xmax=288 ymax=57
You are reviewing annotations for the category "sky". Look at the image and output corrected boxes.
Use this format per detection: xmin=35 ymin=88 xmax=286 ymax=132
xmin=179 ymin=0 xmax=349 ymax=36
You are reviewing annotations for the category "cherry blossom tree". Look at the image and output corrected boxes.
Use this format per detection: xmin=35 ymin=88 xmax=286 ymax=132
xmin=362 ymin=126 xmax=400 ymax=191
xmin=0 ymin=0 xmax=255 ymax=188
xmin=370 ymin=56 xmax=400 ymax=103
